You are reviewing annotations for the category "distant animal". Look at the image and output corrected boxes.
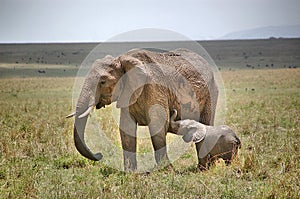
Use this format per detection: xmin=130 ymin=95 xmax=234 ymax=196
xmin=170 ymin=109 xmax=241 ymax=171
xmin=38 ymin=70 xmax=46 ymax=73
xmin=66 ymin=48 xmax=218 ymax=171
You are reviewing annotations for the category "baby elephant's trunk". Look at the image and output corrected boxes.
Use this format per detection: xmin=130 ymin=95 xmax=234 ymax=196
xmin=170 ymin=109 xmax=178 ymax=130
xmin=170 ymin=109 xmax=178 ymax=122
xmin=169 ymin=109 xmax=180 ymax=133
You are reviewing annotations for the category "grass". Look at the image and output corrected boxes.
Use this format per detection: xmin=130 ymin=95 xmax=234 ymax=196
xmin=0 ymin=63 xmax=79 ymax=78
xmin=0 ymin=68 xmax=299 ymax=198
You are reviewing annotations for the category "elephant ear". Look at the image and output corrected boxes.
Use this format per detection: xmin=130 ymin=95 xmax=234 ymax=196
xmin=182 ymin=127 xmax=206 ymax=143
xmin=115 ymin=55 xmax=148 ymax=108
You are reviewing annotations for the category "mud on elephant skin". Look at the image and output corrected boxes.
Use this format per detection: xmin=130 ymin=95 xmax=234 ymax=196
xmin=67 ymin=48 xmax=219 ymax=171
xmin=170 ymin=109 xmax=241 ymax=171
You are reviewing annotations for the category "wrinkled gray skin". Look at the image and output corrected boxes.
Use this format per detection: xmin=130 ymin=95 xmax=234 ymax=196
xmin=69 ymin=48 xmax=218 ymax=171
xmin=170 ymin=109 xmax=241 ymax=171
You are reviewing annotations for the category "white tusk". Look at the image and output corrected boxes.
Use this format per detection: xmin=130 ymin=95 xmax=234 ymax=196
xmin=78 ymin=106 xmax=93 ymax=119
xmin=66 ymin=112 xmax=76 ymax=118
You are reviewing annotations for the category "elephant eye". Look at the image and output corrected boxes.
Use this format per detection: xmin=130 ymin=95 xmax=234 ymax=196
xmin=100 ymin=80 xmax=106 ymax=85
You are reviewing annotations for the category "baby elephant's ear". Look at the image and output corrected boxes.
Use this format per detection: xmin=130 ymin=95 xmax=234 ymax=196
xmin=182 ymin=128 xmax=206 ymax=143
xmin=192 ymin=129 xmax=206 ymax=143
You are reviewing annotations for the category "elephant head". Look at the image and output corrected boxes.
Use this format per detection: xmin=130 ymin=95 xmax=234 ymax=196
xmin=67 ymin=53 xmax=149 ymax=161
xmin=170 ymin=109 xmax=206 ymax=143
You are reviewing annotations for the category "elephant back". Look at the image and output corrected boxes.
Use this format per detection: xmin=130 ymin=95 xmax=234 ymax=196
xmin=172 ymin=48 xmax=214 ymax=85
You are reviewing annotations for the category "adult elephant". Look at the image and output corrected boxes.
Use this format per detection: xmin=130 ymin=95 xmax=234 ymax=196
xmin=67 ymin=48 xmax=218 ymax=171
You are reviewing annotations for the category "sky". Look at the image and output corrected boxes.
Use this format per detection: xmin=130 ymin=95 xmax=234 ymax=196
xmin=0 ymin=0 xmax=300 ymax=43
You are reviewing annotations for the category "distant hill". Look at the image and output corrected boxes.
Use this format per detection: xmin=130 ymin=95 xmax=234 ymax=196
xmin=221 ymin=25 xmax=300 ymax=40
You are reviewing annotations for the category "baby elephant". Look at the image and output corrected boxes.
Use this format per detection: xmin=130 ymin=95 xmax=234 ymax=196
xmin=170 ymin=109 xmax=241 ymax=171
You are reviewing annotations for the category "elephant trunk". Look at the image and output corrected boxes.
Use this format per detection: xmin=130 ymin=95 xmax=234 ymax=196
xmin=73 ymin=81 xmax=103 ymax=161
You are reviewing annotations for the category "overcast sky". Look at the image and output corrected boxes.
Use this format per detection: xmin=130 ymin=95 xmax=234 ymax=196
xmin=1 ymin=0 xmax=300 ymax=43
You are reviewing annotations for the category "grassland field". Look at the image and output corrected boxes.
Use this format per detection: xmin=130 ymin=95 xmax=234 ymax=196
xmin=0 ymin=40 xmax=299 ymax=198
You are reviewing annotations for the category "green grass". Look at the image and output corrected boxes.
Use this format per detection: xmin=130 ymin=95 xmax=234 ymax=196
xmin=0 ymin=68 xmax=299 ymax=198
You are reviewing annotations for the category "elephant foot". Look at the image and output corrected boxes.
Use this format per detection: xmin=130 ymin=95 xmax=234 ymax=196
xmin=154 ymin=153 xmax=173 ymax=172
xmin=123 ymin=151 xmax=137 ymax=172
xmin=164 ymin=163 xmax=175 ymax=172
xmin=197 ymin=163 xmax=208 ymax=171
xmin=154 ymin=161 xmax=174 ymax=172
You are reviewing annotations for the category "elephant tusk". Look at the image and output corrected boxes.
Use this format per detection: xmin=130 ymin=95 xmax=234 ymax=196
xmin=78 ymin=106 xmax=93 ymax=119
xmin=66 ymin=112 xmax=76 ymax=118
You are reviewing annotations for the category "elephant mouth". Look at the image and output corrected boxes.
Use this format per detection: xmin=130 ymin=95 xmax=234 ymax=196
xmin=96 ymin=102 xmax=105 ymax=109
xmin=97 ymin=95 xmax=112 ymax=109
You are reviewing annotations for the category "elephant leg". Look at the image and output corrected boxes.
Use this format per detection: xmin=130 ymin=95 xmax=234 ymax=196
xmin=198 ymin=154 xmax=211 ymax=171
xmin=150 ymin=129 xmax=169 ymax=164
xmin=120 ymin=131 xmax=137 ymax=171
xmin=195 ymin=101 xmax=212 ymax=170
xmin=119 ymin=108 xmax=137 ymax=171
xmin=148 ymin=105 xmax=170 ymax=167
xmin=200 ymin=100 xmax=212 ymax=126
xmin=196 ymin=141 xmax=209 ymax=171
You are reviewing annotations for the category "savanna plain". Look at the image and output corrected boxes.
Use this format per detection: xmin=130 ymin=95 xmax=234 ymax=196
xmin=0 ymin=39 xmax=299 ymax=198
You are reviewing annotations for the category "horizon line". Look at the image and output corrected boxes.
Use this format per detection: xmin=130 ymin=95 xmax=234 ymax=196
xmin=1 ymin=37 xmax=300 ymax=45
